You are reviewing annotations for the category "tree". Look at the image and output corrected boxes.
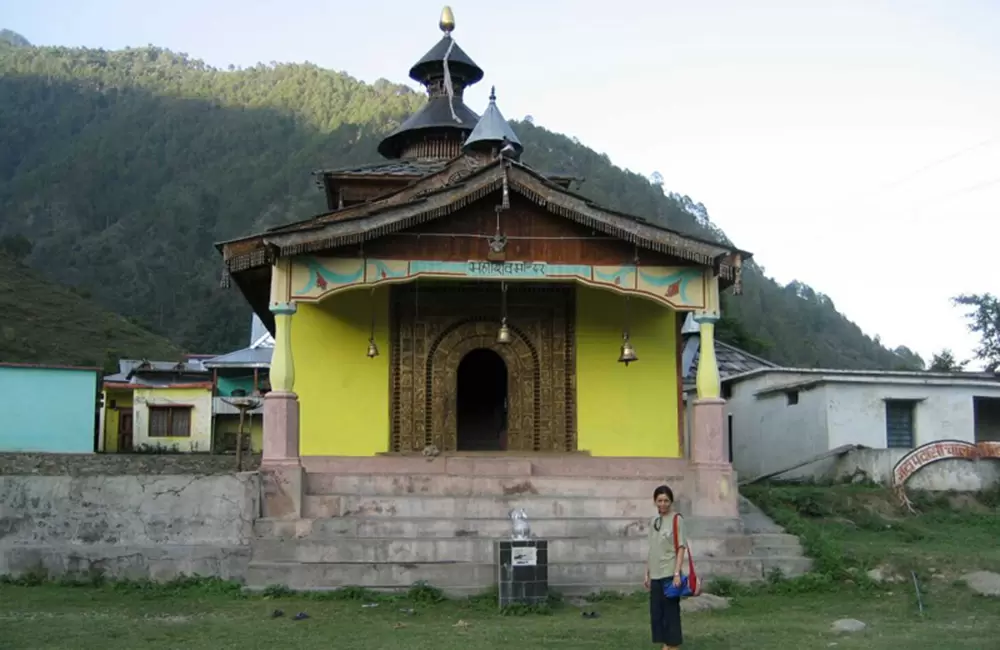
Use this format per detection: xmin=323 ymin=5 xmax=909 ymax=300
xmin=0 ymin=234 xmax=33 ymax=263
xmin=0 ymin=29 xmax=31 ymax=48
xmin=893 ymin=346 xmax=925 ymax=370
xmin=953 ymin=293 xmax=1000 ymax=372
xmin=927 ymin=349 xmax=966 ymax=372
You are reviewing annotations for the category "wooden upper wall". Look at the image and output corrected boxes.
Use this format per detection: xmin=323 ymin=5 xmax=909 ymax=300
xmin=334 ymin=195 xmax=696 ymax=268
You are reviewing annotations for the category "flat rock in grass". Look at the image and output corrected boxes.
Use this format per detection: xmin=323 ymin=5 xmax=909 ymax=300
xmin=962 ymin=571 xmax=1000 ymax=597
xmin=681 ymin=594 xmax=730 ymax=613
xmin=831 ymin=619 xmax=866 ymax=634
xmin=866 ymin=566 xmax=902 ymax=583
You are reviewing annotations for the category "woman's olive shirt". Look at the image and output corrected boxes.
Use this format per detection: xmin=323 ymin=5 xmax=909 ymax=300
xmin=647 ymin=513 xmax=687 ymax=580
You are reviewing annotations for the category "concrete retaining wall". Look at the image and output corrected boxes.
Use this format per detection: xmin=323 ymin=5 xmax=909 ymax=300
xmin=0 ymin=452 xmax=260 ymax=476
xmin=760 ymin=448 xmax=1000 ymax=491
xmin=0 ymin=473 xmax=259 ymax=580
xmin=829 ymin=448 xmax=1000 ymax=491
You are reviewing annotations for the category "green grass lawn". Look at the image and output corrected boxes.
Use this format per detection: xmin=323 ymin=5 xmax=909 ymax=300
xmin=1 ymin=581 xmax=998 ymax=649
xmin=741 ymin=483 xmax=1000 ymax=580
xmin=2 ymin=485 xmax=998 ymax=649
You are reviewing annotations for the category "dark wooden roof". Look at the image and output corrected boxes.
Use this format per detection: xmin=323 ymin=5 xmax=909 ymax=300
xmin=220 ymin=156 xmax=751 ymax=285
xmin=314 ymin=159 xmax=449 ymax=179
xmin=312 ymin=158 xmax=579 ymax=213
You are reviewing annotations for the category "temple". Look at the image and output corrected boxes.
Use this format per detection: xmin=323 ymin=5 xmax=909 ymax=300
xmin=217 ymin=8 xmax=772 ymax=593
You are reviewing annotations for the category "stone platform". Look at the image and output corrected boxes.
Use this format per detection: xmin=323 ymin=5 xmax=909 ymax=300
xmin=247 ymin=455 xmax=811 ymax=595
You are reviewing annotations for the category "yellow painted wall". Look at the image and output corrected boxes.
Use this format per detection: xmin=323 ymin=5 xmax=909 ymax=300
xmin=575 ymin=285 xmax=680 ymax=457
xmin=102 ymin=389 xmax=133 ymax=452
xmin=294 ymin=287 xmax=390 ymax=456
xmin=134 ymin=386 xmax=213 ymax=452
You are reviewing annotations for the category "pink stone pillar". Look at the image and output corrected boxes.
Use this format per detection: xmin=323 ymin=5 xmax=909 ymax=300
xmin=263 ymin=391 xmax=300 ymax=467
xmin=690 ymin=398 xmax=726 ymax=464
xmin=261 ymin=392 xmax=304 ymax=519
xmin=690 ymin=398 xmax=738 ymax=518
xmin=263 ymin=300 xmax=299 ymax=468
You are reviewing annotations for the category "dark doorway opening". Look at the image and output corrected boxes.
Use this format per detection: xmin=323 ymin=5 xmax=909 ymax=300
xmin=118 ymin=409 xmax=134 ymax=452
xmin=456 ymin=348 xmax=508 ymax=451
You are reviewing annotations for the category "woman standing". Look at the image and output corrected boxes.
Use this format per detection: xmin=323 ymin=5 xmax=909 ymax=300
xmin=643 ymin=485 xmax=686 ymax=649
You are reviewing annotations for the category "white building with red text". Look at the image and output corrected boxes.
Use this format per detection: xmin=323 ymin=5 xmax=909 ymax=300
xmin=723 ymin=368 xmax=1000 ymax=491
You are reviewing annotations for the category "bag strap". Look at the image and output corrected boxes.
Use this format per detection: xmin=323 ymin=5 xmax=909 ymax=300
xmin=673 ymin=513 xmax=697 ymax=576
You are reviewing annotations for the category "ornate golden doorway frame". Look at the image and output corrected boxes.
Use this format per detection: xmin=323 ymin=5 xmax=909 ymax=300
xmin=389 ymin=282 xmax=576 ymax=453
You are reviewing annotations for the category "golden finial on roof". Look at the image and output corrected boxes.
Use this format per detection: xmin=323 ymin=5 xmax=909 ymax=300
xmin=439 ymin=6 xmax=456 ymax=34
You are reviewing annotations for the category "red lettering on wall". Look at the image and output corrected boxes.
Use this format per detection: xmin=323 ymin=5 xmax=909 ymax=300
xmin=892 ymin=440 xmax=1000 ymax=487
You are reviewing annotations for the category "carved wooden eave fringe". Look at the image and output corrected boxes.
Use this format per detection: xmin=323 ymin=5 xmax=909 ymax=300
xmin=258 ymin=176 xmax=504 ymax=260
xmin=220 ymin=159 xmax=750 ymax=294
xmin=224 ymin=246 xmax=274 ymax=275
xmin=506 ymin=167 xmax=739 ymax=280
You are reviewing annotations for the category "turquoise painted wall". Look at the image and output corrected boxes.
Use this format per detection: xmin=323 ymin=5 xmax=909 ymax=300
xmin=217 ymin=375 xmax=258 ymax=397
xmin=0 ymin=365 xmax=99 ymax=453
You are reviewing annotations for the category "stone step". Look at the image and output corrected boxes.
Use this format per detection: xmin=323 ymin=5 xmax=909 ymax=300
xmin=302 ymin=494 xmax=694 ymax=520
xmin=244 ymin=556 xmax=805 ymax=595
xmin=306 ymin=473 xmax=680 ymax=499
xmin=301 ymin=456 xmax=691 ymax=480
xmin=750 ymin=533 xmax=804 ymax=555
xmin=250 ymin=535 xmax=758 ymax=565
xmin=738 ymin=495 xmax=786 ymax=534
xmin=254 ymin=516 xmax=743 ymax=540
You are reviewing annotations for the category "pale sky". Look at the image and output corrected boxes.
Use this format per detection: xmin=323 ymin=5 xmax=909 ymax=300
xmin=3 ymin=0 xmax=998 ymax=368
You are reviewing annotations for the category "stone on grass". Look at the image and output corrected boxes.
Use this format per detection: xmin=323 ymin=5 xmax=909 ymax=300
xmin=866 ymin=566 xmax=901 ymax=584
xmin=831 ymin=618 xmax=866 ymax=634
xmin=961 ymin=571 xmax=1000 ymax=597
xmin=681 ymin=594 xmax=730 ymax=613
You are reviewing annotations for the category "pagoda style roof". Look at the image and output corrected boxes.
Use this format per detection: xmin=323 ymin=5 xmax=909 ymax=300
xmin=409 ymin=35 xmax=484 ymax=85
xmin=378 ymin=96 xmax=480 ymax=159
xmin=220 ymin=154 xmax=750 ymax=282
xmin=463 ymin=87 xmax=522 ymax=157
xmin=376 ymin=9 xmax=485 ymax=159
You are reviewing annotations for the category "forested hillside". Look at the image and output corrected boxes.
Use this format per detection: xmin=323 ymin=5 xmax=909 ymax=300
xmin=0 ymin=33 xmax=920 ymax=369
xmin=0 ymin=248 xmax=181 ymax=368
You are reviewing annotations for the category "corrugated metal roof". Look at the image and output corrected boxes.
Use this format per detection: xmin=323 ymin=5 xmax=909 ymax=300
xmin=104 ymin=358 xmax=210 ymax=384
xmin=249 ymin=314 xmax=273 ymax=348
xmin=727 ymin=366 xmax=1000 ymax=386
xmin=682 ymin=336 xmax=777 ymax=389
xmin=202 ymin=346 xmax=272 ymax=369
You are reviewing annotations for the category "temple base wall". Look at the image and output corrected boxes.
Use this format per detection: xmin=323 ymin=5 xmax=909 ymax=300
xmin=249 ymin=454 xmax=809 ymax=595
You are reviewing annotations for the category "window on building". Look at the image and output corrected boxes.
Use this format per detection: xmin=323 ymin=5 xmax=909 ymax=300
xmin=149 ymin=406 xmax=192 ymax=437
xmin=727 ymin=414 xmax=734 ymax=463
xmin=973 ymin=396 xmax=1000 ymax=442
xmin=885 ymin=400 xmax=916 ymax=448
xmin=786 ymin=390 xmax=799 ymax=405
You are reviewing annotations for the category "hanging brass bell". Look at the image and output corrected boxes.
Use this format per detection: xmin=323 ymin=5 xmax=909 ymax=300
xmin=496 ymin=319 xmax=512 ymax=344
xmin=367 ymin=338 xmax=380 ymax=359
xmin=618 ymin=335 xmax=638 ymax=366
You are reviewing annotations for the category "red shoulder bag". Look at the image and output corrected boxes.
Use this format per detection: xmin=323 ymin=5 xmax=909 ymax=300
xmin=673 ymin=513 xmax=701 ymax=597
